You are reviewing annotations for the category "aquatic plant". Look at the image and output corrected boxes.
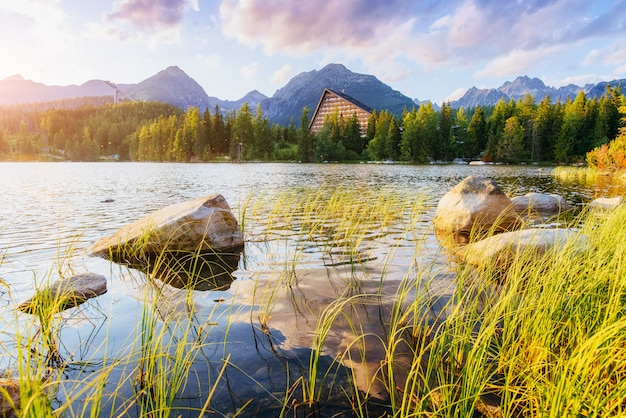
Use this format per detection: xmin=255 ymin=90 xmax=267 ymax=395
xmin=2 ymin=184 xmax=626 ymax=417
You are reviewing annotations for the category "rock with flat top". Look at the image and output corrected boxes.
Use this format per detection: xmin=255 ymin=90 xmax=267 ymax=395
xmin=589 ymin=196 xmax=623 ymax=210
xmin=18 ymin=272 xmax=107 ymax=314
xmin=433 ymin=176 xmax=521 ymax=246
xmin=90 ymin=194 xmax=244 ymax=262
xmin=458 ymin=228 xmax=589 ymax=273
xmin=511 ymin=192 xmax=569 ymax=215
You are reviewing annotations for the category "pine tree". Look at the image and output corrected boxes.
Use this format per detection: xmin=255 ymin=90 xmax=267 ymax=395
xmin=496 ymin=116 xmax=525 ymax=163
xmin=517 ymin=94 xmax=537 ymax=162
xmin=297 ymin=107 xmax=315 ymax=162
xmin=438 ymin=101 xmax=453 ymax=161
xmin=255 ymin=104 xmax=273 ymax=159
xmin=466 ymin=106 xmax=486 ymax=159
xmin=453 ymin=108 xmax=469 ymax=158
xmin=342 ymin=114 xmax=363 ymax=157
xmin=212 ymin=107 xmax=227 ymax=156
xmin=231 ymin=103 xmax=254 ymax=159
xmin=556 ymin=92 xmax=586 ymax=162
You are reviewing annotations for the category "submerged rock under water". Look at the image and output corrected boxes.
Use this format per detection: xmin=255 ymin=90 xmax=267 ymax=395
xmin=131 ymin=249 xmax=242 ymax=291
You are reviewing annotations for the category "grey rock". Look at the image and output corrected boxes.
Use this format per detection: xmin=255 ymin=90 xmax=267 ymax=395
xmin=18 ymin=272 xmax=107 ymax=314
xmin=90 ymin=194 xmax=244 ymax=262
xmin=433 ymin=176 xmax=521 ymax=246
xmin=458 ymin=228 xmax=589 ymax=272
xmin=589 ymin=196 xmax=623 ymax=210
xmin=511 ymin=192 xmax=569 ymax=215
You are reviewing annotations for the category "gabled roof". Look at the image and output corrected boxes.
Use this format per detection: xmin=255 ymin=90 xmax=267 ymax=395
xmin=308 ymin=88 xmax=373 ymax=129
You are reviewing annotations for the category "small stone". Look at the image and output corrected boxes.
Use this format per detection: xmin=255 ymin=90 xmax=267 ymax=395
xmin=0 ymin=378 xmax=19 ymax=418
xmin=18 ymin=273 xmax=107 ymax=314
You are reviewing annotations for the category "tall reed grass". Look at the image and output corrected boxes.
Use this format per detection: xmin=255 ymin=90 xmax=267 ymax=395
xmin=553 ymin=165 xmax=626 ymax=193
xmin=2 ymin=186 xmax=625 ymax=417
xmin=243 ymin=187 xmax=626 ymax=417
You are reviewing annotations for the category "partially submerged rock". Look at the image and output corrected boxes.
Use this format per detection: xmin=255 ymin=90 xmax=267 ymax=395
xmin=589 ymin=196 xmax=623 ymax=210
xmin=138 ymin=251 xmax=241 ymax=291
xmin=457 ymin=228 xmax=589 ymax=273
xmin=90 ymin=194 xmax=244 ymax=263
xmin=18 ymin=273 xmax=107 ymax=314
xmin=0 ymin=378 xmax=19 ymax=418
xmin=511 ymin=192 xmax=569 ymax=215
xmin=433 ymin=176 xmax=521 ymax=246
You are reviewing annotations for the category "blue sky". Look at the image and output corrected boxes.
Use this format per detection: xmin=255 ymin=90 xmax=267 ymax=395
xmin=0 ymin=0 xmax=625 ymax=104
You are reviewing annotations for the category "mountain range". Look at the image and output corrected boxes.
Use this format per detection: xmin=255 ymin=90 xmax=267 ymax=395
xmin=450 ymin=75 xmax=625 ymax=108
xmin=2 ymin=65 xmax=625 ymax=124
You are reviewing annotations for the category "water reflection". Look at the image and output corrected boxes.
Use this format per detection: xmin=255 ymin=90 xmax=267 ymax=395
xmin=127 ymin=249 xmax=242 ymax=291
xmin=0 ymin=162 xmax=615 ymax=416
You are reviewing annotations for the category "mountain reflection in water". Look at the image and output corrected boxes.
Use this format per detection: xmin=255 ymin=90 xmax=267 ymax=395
xmin=0 ymin=162 xmax=608 ymax=416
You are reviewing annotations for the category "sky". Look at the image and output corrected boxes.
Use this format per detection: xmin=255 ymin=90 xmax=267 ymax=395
xmin=0 ymin=0 xmax=625 ymax=104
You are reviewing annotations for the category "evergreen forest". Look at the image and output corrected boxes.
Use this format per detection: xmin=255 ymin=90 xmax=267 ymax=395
xmin=0 ymin=86 xmax=623 ymax=165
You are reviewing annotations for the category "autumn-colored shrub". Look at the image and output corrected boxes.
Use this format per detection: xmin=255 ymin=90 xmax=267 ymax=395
xmin=587 ymin=104 xmax=626 ymax=169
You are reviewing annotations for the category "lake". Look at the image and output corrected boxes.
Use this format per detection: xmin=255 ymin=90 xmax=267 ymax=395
xmin=0 ymin=162 xmax=607 ymax=416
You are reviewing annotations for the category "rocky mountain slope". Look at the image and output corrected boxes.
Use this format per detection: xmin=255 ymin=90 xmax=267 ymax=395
xmin=0 ymin=75 xmax=116 ymax=105
xmin=450 ymin=75 xmax=623 ymax=108
xmin=207 ymin=89 xmax=268 ymax=113
xmin=124 ymin=66 xmax=212 ymax=109
xmin=259 ymin=63 xmax=416 ymax=125
xmin=2 ymin=66 xmax=625 ymax=123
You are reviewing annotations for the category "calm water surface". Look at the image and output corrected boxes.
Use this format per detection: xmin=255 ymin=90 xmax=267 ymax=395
xmin=0 ymin=162 xmax=604 ymax=416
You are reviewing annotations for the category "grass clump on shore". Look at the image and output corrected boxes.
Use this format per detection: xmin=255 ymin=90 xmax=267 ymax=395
xmin=2 ymin=187 xmax=626 ymax=417
xmin=552 ymin=165 xmax=626 ymax=183
xmin=387 ymin=204 xmax=626 ymax=417
xmin=244 ymin=189 xmax=626 ymax=416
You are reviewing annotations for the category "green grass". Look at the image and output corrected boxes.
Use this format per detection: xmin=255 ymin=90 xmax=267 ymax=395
xmin=2 ymin=186 xmax=626 ymax=417
xmin=552 ymin=165 xmax=626 ymax=188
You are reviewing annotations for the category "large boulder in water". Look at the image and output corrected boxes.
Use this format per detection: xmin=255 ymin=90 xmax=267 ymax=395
xmin=90 ymin=195 xmax=244 ymax=263
xmin=433 ymin=176 xmax=521 ymax=246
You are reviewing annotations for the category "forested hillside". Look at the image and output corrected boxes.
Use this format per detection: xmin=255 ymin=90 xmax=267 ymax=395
xmin=0 ymin=86 xmax=623 ymax=164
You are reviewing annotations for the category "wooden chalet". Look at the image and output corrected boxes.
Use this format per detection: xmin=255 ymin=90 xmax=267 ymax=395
xmin=309 ymin=88 xmax=373 ymax=136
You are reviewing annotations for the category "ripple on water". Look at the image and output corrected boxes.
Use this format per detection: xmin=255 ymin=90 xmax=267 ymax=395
xmin=0 ymin=162 xmax=600 ymax=416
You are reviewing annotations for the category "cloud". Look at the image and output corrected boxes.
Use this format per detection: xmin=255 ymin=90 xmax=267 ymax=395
xmin=105 ymin=0 xmax=195 ymax=32
xmin=424 ymin=0 xmax=584 ymax=68
xmin=219 ymin=0 xmax=420 ymax=54
xmin=218 ymin=0 xmax=624 ymax=89
xmin=590 ymin=43 xmax=626 ymax=66
xmin=197 ymin=52 xmax=221 ymax=69
xmin=583 ymin=49 xmax=602 ymax=66
xmin=0 ymin=0 xmax=74 ymax=52
xmin=553 ymin=74 xmax=605 ymax=87
xmin=474 ymin=46 xmax=562 ymax=78
xmin=606 ymin=48 xmax=626 ymax=64
xmin=89 ymin=0 xmax=198 ymax=46
xmin=444 ymin=87 xmax=468 ymax=102
xmin=613 ymin=64 xmax=626 ymax=78
xmin=567 ymin=0 xmax=626 ymax=40
xmin=241 ymin=62 xmax=259 ymax=81
xmin=270 ymin=64 xmax=292 ymax=85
